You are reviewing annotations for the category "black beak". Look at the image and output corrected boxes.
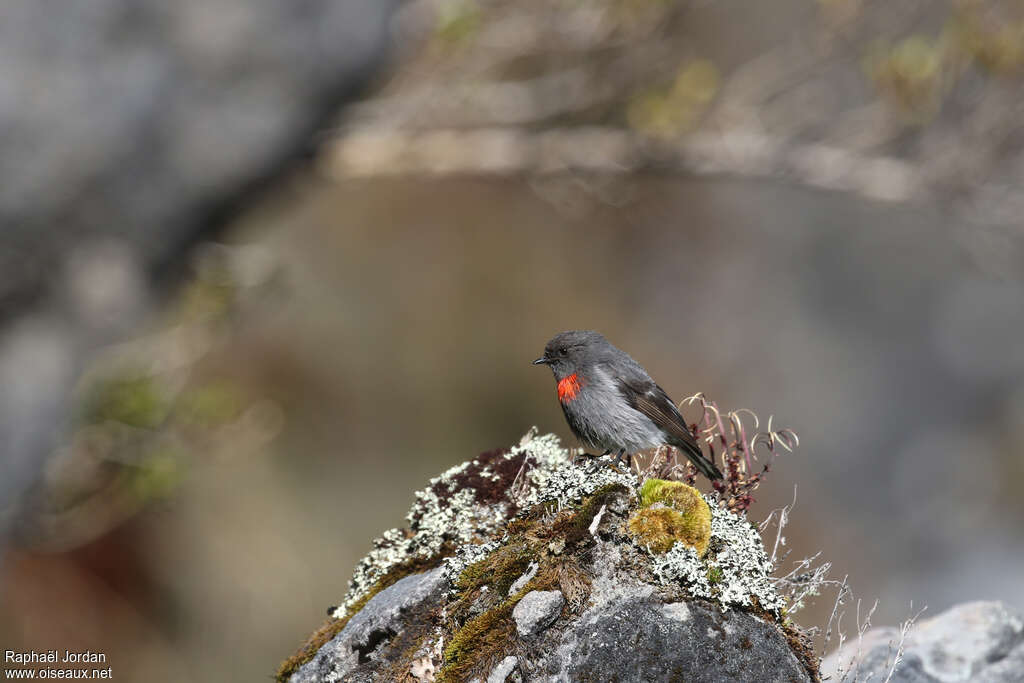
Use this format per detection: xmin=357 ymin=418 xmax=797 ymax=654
xmin=532 ymin=356 xmax=549 ymax=365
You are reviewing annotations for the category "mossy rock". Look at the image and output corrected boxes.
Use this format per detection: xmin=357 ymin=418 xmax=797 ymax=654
xmin=628 ymin=479 xmax=711 ymax=555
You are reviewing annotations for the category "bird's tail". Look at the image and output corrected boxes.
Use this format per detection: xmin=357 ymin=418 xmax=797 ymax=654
xmin=676 ymin=439 xmax=723 ymax=481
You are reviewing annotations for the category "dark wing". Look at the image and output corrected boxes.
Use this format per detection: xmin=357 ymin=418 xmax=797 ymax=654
xmin=616 ymin=371 xmax=723 ymax=480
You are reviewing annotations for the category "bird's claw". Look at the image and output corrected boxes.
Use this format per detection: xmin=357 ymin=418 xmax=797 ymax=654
xmin=571 ymin=451 xmax=600 ymax=466
xmin=585 ymin=451 xmax=628 ymax=474
xmin=609 ymin=450 xmax=633 ymax=472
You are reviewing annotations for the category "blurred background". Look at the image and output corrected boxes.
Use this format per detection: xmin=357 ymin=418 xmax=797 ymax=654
xmin=2 ymin=0 xmax=1024 ymax=680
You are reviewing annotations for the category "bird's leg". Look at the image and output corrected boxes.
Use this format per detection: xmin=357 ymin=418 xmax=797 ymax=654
xmin=573 ymin=449 xmax=610 ymax=466
xmin=611 ymin=448 xmax=632 ymax=471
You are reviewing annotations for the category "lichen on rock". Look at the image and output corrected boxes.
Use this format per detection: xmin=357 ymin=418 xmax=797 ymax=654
xmin=281 ymin=429 xmax=815 ymax=682
xmin=331 ymin=428 xmax=634 ymax=621
xmin=650 ymin=493 xmax=786 ymax=613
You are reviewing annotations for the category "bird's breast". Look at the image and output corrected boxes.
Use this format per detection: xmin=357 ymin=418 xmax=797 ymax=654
xmin=557 ymin=373 xmax=584 ymax=403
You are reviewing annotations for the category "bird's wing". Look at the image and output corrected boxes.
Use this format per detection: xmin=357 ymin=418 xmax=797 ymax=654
xmin=616 ymin=373 xmax=699 ymax=450
xmin=607 ymin=359 xmax=722 ymax=479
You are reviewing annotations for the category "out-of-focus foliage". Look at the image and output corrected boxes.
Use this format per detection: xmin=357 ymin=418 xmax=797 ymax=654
xmin=627 ymin=60 xmax=720 ymax=138
xmin=13 ymin=246 xmax=286 ymax=552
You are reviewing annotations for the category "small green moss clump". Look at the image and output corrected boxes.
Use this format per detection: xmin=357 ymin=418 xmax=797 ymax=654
xmin=455 ymin=542 xmax=533 ymax=597
xmin=628 ymin=479 xmax=711 ymax=555
xmin=439 ymin=588 xmax=525 ymax=683
xmin=440 ymin=543 xmax=558 ymax=683
xmin=638 ymin=478 xmax=704 ymax=512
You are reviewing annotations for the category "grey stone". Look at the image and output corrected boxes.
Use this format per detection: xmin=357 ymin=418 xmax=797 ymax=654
xmin=289 ymin=568 xmax=446 ymax=683
xmin=975 ymin=642 xmax=1024 ymax=683
xmin=531 ymin=542 xmax=812 ymax=683
xmin=508 ymin=562 xmax=538 ymax=596
xmin=293 ymin=529 xmax=815 ymax=682
xmin=822 ymin=601 xmax=1024 ymax=683
xmin=487 ymin=655 xmax=519 ymax=683
xmin=513 ymin=590 xmax=564 ymax=637
xmin=552 ymin=591 xmax=809 ymax=683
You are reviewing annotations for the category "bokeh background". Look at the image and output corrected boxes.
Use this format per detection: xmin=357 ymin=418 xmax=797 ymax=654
xmin=3 ymin=0 xmax=1024 ymax=680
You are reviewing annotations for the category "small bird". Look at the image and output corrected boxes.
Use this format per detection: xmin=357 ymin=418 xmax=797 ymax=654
xmin=533 ymin=330 xmax=723 ymax=481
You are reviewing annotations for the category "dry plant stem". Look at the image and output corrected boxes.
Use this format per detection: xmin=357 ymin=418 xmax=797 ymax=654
xmin=759 ymin=487 xmax=842 ymax=620
xmin=679 ymin=393 xmax=797 ymax=512
xmin=881 ymin=605 xmax=926 ymax=683
xmin=823 ymin=574 xmax=851 ymax=655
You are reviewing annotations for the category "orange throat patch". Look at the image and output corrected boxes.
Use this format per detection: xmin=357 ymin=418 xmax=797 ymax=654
xmin=557 ymin=373 xmax=584 ymax=403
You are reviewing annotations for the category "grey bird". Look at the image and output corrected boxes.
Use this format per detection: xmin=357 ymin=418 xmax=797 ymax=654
xmin=533 ymin=330 xmax=723 ymax=480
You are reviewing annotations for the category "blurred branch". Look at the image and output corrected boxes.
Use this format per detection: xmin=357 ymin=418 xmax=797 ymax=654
xmin=323 ymin=0 xmax=1024 ymax=234
xmin=323 ymin=126 xmax=920 ymax=203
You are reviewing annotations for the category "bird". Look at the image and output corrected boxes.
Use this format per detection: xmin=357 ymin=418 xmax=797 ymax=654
xmin=533 ymin=330 xmax=723 ymax=481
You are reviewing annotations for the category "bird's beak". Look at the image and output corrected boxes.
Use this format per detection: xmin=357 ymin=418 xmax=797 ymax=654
xmin=532 ymin=356 xmax=549 ymax=365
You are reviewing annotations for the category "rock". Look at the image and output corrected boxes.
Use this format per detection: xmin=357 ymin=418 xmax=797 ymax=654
xmin=513 ymin=590 xmax=565 ymax=637
xmin=535 ymin=542 xmax=810 ymax=683
xmin=822 ymin=601 xmax=1024 ymax=683
xmin=289 ymin=568 xmax=446 ymax=683
xmin=486 ymin=655 xmax=519 ymax=683
xmin=557 ymin=594 xmax=807 ymax=682
xmin=282 ymin=434 xmax=817 ymax=682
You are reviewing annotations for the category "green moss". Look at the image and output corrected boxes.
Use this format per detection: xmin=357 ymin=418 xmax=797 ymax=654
xmin=441 ymin=563 xmax=564 ymax=682
xmin=436 ymin=489 xmax=618 ymax=681
xmin=439 ymin=589 xmax=524 ymax=683
xmin=456 ymin=542 xmax=533 ymax=596
xmin=707 ymin=566 xmax=724 ymax=585
xmin=81 ymin=373 xmax=168 ymax=429
xmin=639 ymin=479 xmax=700 ymax=510
xmin=629 ymin=479 xmax=712 ymax=555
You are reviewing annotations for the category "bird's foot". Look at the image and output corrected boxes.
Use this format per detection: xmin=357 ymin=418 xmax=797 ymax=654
xmin=571 ymin=451 xmax=599 ymax=466
xmin=583 ymin=450 xmax=613 ymax=473
xmin=609 ymin=450 xmax=633 ymax=472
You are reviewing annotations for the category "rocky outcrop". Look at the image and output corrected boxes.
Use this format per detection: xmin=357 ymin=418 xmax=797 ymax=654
xmin=290 ymin=568 xmax=448 ymax=683
xmin=279 ymin=431 xmax=818 ymax=682
xmin=822 ymin=601 xmax=1024 ymax=683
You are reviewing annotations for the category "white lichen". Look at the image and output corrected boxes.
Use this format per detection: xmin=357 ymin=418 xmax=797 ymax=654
xmin=441 ymin=538 xmax=504 ymax=588
xmin=652 ymin=543 xmax=713 ymax=599
xmin=511 ymin=429 xmax=637 ymax=508
xmin=649 ymin=494 xmax=786 ymax=614
xmin=330 ymin=429 xmax=630 ymax=619
xmin=330 ymin=428 xmax=787 ymax=624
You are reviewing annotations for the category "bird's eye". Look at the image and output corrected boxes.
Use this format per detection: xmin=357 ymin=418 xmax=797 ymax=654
xmin=559 ymin=347 xmax=567 ymax=356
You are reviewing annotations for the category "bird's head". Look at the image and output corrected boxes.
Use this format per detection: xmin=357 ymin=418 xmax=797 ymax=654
xmin=532 ymin=330 xmax=608 ymax=379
